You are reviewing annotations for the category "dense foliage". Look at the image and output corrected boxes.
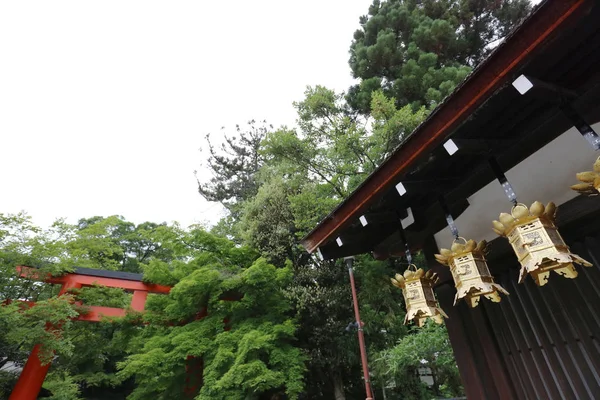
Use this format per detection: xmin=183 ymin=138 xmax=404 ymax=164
xmin=374 ymin=322 xmax=463 ymax=399
xmin=119 ymin=256 xmax=305 ymax=400
xmin=197 ymin=87 xmax=460 ymax=398
xmin=0 ymin=215 xmax=303 ymax=399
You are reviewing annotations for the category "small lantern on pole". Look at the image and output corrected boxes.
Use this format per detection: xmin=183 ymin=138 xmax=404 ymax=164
xmin=492 ymin=201 xmax=592 ymax=286
xmin=391 ymin=265 xmax=447 ymax=327
xmin=435 ymin=238 xmax=509 ymax=308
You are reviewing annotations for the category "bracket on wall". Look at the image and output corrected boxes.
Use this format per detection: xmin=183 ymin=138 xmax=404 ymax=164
xmin=512 ymin=74 xmax=578 ymax=99
xmin=512 ymin=74 xmax=599 ymax=150
xmin=442 ymin=138 xmax=516 ymax=156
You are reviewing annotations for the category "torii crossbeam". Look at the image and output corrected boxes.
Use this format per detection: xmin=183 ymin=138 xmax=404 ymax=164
xmin=9 ymin=266 xmax=171 ymax=400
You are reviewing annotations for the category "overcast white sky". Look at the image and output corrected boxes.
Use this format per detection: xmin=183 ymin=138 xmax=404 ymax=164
xmin=0 ymin=1 xmax=372 ymax=228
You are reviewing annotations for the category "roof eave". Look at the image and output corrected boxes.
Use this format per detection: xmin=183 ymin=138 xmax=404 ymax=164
xmin=301 ymin=0 xmax=591 ymax=254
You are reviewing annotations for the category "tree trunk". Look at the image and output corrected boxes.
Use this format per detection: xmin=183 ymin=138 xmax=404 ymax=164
xmin=430 ymin=367 xmax=441 ymax=397
xmin=333 ymin=372 xmax=345 ymax=400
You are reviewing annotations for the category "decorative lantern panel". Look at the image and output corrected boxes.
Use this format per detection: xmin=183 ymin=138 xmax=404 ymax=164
xmin=492 ymin=201 xmax=592 ymax=286
xmin=435 ymin=239 xmax=508 ymax=308
xmin=391 ymin=266 xmax=447 ymax=327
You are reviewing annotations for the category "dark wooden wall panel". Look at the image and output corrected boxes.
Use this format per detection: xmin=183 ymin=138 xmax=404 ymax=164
xmin=437 ymin=233 xmax=600 ymax=400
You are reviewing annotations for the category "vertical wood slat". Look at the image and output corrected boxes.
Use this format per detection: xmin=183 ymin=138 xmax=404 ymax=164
xmin=436 ymin=231 xmax=600 ymax=399
xmin=457 ymin=302 xmax=505 ymax=400
xmin=482 ymin=296 xmax=531 ymax=399
xmin=469 ymin=304 xmax=518 ymax=399
xmin=497 ymin=274 xmax=545 ymax=400
xmin=543 ymin=272 xmax=600 ymax=395
xmin=573 ymin=239 xmax=600 ymax=359
xmin=518 ymin=275 xmax=576 ymax=399
xmin=538 ymin=257 xmax=600 ymax=398
xmin=525 ymin=271 xmax=589 ymax=399
xmin=503 ymin=279 xmax=556 ymax=399
xmin=436 ymin=284 xmax=489 ymax=400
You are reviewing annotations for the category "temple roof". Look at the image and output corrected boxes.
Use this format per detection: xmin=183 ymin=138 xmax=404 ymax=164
xmin=302 ymin=0 xmax=600 ymax=260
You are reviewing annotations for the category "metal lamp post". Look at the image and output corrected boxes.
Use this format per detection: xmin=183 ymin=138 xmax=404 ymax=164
xmin=345 ymin=257 xmax=374 ymax=400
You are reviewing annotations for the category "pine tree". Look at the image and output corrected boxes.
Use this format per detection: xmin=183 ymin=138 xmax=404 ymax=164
xmin=348 ymin=0 xmax=531 ymax=113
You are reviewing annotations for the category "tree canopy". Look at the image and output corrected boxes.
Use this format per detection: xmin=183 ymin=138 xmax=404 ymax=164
xmin=0 ymin=215 xmax=303 ymax=399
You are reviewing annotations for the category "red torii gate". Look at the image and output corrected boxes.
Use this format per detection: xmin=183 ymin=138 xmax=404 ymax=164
xmin=9 ymin=266 xmax=172 ymax=400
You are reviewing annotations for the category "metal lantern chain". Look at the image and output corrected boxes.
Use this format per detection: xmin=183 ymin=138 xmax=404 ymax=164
xmin=396 ymin=217 xmax=413 ymax=265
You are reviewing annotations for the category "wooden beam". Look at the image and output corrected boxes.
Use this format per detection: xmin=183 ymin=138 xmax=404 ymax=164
xmin=16 ymin=266 xmax=171 ymax=294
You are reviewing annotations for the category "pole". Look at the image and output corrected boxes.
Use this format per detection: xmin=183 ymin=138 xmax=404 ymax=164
xmin=345 ymin=257 xmax=374 ymax=400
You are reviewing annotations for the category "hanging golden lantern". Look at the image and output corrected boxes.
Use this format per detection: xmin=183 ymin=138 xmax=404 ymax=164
xmin=434 ymin=238 xmax=509 ymax=308
xmin=571 ymin=156 xmax=600 ymax=196
xmin=492 ymin=201 xmax=592 ymax=286
xmin=390 ymin=265 xmax=447 ymax=327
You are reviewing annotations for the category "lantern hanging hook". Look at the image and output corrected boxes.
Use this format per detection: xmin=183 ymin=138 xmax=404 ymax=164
xmin=510 ymin=203 xmax=529 ymax=220
xmin=488 ymin=157 xmax=518 ymax=205
xmin=439 ymin=196 xmax=460 ymax=240
xmin=452 ymin=236 xmax=468 ymax=246
xmin=396 ymin=214 xmax=413 ymax=265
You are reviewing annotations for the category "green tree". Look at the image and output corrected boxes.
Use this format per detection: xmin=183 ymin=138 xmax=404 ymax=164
xmin=369 ymin=90 xmax=427 ymax=161
xmin=263 ymin=86 xmax=369 ymax=199
xmin=0 ymin=215 xmax=187 ymax=399
xmin=199 ymin=87 xmax=425 ymax=399
xmin=262 ymin=86 xmax=427 ymax=196
xmin=197 ymin=120 xmax=272 ymax=213
xmin=348 ymin=0 xmax=531 ymax=112
xmin=375 ymin=322 xmax=463 ymax=398
xmin=240 ymin=178 xmax=300 ymax=267
xmin=69 ymin=216 xmax=183 ymax=273
xmin=0 ymin=213 xmax=76 ymax=398
xmin=42 ymin=371 xmax=83 ymax=400
xmin=118 ymin=230 xmax=305 ymax=400
xmin=1 ymin=214 xmax=305 ymax=399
